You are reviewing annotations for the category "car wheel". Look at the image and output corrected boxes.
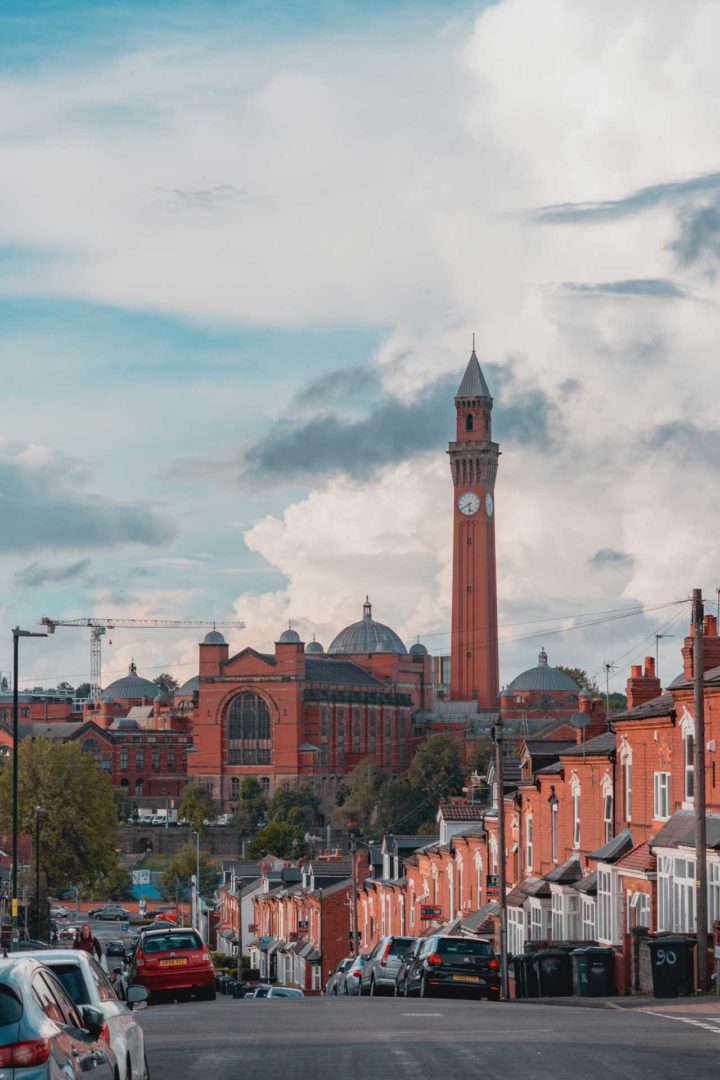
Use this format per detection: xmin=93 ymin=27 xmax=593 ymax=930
xmin=420 ymin=976 xmax=430 ymax=999
xmin=116 ymin=915 xmax=123 ymax=921
xmin=343 ymin=983 xmax=348 ymax=995
xmin=369 ymin=978 xmax=376 ymax=997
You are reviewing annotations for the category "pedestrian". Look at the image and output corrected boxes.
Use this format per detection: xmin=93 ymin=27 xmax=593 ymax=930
xmin=74 ymin=923 xmax=103 ymax=961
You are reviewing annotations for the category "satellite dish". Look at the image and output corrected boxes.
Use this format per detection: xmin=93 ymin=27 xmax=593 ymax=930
xmin=570 ymin=711 xmax=591 ymax=730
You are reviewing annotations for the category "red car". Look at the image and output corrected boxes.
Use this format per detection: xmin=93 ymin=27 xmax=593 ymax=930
xmin=129 ymin=927 xmax=216 ymax=1001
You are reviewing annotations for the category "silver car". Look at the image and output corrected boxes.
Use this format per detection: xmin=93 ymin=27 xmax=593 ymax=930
xmin=0 ymin=955 xmax=117 ymax=1077
xmin=25 ymin=949 xmax=149 ymax=1080
xmin=325 ymin=958 xmax=353 ymax=996
xmin=339 ymin=954 xmax=367 ymax=995
xmin=360 ymin=936 xmax=415 ymax=996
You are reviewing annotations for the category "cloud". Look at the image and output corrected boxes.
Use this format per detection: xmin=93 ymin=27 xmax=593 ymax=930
xmin=14 ymin=558 xmax=94 ymax=588
xmin=0 ymin=441 xmax=174 ymax=553
xmin=531 ymin=171 xmax=720 ymax=225
xmin=560 ymin=279 xmax=690 ymax=300
xmin=669 ymin=196 xmax=720 ymax=271
xmin=643 ymin=420 xmax=720 ymax=465
xmin=589 ymin=549 xmax=633 ymax=569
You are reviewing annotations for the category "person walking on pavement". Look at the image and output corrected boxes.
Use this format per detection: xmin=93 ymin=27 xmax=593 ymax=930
xmin=74 ymin=922 xmax=103 ymax=961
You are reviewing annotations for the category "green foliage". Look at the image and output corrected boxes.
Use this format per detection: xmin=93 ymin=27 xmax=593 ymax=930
xmin=556 ymin=666 xmax=600 ymax=695
xmin=469 ymin=738 xmax=493 ymax=778
xmin=406 ymin=733 xmax=462 ymax=799
xmin=178 ymin=785 xmax=218 ymax=835
xmin=267 ymin=784 xmax=319 ymax=832
xmin=332 ymin=759 xmax=387 ymax=830
xmin=55 ymin=681 xmax=74 ymax=693
xmin=153 ymin=673 xmax=179 ymax=695
xmin=246 ymin=821 xmax=304 ymax=859
xmin=161 ymin=843 xmax=217 ymax=898
xmin=75 ymin=683 xmax=92 ymax=699
xmin=95 ymin=862 xmax=135 ymax=901
xmin=374 ymin=779 xmax=434 ymax=834
xmin=0 ymin=740 xmax=119 ymax=893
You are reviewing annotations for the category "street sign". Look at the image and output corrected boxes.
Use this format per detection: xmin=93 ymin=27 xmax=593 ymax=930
xmin=248 ymin=923 xmax=258 ymax=933
xmin=121 ymin=923 xmax=129 ymax=933
xmin=298 ymin=919 xmax=308 ymax=930
xmin=486 ymin=874 xmax=499 ymax=899
xmin=289 ymin=931 xmax=302 ymax=941
xmin=132 ymin=870 xmax=151 ymax=885
xmin=420 ymin=906 xmax=442 ymax=919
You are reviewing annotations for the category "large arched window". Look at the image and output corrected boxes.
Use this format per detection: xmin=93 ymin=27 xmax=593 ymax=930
xmin=226 ymin=692 xmax=272 ymax=765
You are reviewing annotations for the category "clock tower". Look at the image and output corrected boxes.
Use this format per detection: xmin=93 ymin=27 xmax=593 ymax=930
xmin=449 ymin=347 xmax=500 ymax=707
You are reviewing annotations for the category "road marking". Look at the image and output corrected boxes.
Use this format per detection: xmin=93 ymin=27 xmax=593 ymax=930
xmin=643 ymin=1010 xmax=720 ymax=1036
xmin=402 ymin=1012 xmax=444 ymax=1017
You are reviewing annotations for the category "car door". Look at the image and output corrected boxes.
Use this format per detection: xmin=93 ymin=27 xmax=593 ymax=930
xmin=408 ymin=938 xmax=434 ymax=994
xmin=362 ymin=942 xmax=382 ymax=992
xmin=88 ymin=956 xmax=143 ymax=1079
xmin=33 ymin=969 xmax=112 ymax=1077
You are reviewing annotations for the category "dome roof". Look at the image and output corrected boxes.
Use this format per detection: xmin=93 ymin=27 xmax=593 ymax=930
xmin=104 ymin=661 xmax=157 ymax=700
xmin=305 ymin=637 xmax=324 ymax=654
xmin=177 ymin=675 xmax=199 ymax=696
xmin=409 ymin=641 xmax=428 ymax=657
xmin=111 ymin=716 xmax=139 ymax=731
xmin=506 ymin=649 xmax=580 ymax=694
xmin=328 ymin=598 xmax=408 ymax=656
xmin=278 ymin=625 xmax=301 ymax=644
xmin=202 ymin=629 xmax=226 ymax=645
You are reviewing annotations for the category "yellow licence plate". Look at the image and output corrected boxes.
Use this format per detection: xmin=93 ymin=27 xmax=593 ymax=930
xmin=159 ymin=958 xmax=188 ymax=967
xmin=453 ymin=974 xmax=479 ymax=983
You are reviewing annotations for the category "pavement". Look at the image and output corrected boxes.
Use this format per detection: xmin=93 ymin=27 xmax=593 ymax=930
xmin=136 ymin=994 xmax=720 ymax=1080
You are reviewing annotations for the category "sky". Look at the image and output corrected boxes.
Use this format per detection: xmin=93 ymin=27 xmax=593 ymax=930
xmin=2 ymin=0 xmax=720 ymax=695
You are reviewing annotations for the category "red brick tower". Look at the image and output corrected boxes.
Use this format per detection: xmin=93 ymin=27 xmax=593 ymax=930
xmin=449 ymin=346 xmax=500 ymax=706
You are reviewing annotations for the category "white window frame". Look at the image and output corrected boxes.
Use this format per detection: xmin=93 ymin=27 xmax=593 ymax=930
xmin=525 ymin=815 xmax=534 ymax=872
xmin=528 ymin=899 xmax=551 ymax=941
xmin=619 ymin=739 xmax=632 ymax=822
xmin=489 ymin=834 xmax=498 ymax=877
xmin=581 ymin=897 xmax=596 ymax=941
xmin=571 ymin=773 xmax=581 ymax=850
xmin=596 ymin=866 xmax=616 ymax=944
xmin=311 ymin=966 xmax=321 ymax=991
xmin=672 ymin=855 xmax=696 ymax=932
xmin=709 ymin=861 xmax=720 ymax=929
xmin=508 ymin=906 xmax=527 ymax=956
xmin=601 ymin=772 xmax=614 ymax=844
xmin=680 ymin=707 xmax=695 ymax=805
xmin=551 ymin=887 xmax=581 ymax=940
xmin=653 ymin=771 xmax=670 ymax=821
xmin=474 ymin=850 xmax=483 ymax=906
xmin=657 ymin=853 xmax=673 ymax=932
xmin=550 ymin=801 xmax=559 ymax=863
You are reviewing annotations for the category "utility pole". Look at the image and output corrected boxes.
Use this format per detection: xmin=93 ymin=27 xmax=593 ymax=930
xmin=236 ymin=874 xmax=244 ymax=985
xmin=603 ymin=661 xmax=616 ymax=726
xmin=494 ymin=723 xmax=508 ymax=1001
xmin=350 ymin=835 xmax=358 ymax=958
xmin=693 ymin=588 xmax=708 ymax=992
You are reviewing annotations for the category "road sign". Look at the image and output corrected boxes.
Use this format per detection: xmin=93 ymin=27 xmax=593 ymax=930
xmin=289 ymin=931 xmax=302 ymax=941
xmin=420 ymin=905 xmax=442 ymax=919
xmin=298 ymin=919 xmax=308 ymax=930
xmin=132 ymin=870 xmax=151 ymax=885
xmin=121 ymin=923 xmax=129 ymax=933
xmin=486 ymin=874 xmax=499 ymax=898
xmin=248 ymin=923 xmax=258 ymax=933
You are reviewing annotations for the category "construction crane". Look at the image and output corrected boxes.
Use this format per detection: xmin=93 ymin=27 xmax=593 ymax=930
xmin=40 ymin=616 xmax=246 ymax=701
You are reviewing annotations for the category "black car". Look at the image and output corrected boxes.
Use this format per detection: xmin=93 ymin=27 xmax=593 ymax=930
xmin=394 ymin=939 xmax=424 ymax=996
xmin=105 ymin=940 xmax=126 ymax=959
xmin=404 ymin=935 xmax=500 ymax=999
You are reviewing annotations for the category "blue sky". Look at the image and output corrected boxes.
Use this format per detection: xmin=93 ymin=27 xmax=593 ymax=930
xmin=2 ymin=0 xmax=719 ymax=692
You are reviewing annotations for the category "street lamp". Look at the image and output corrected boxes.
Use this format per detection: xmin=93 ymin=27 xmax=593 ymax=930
xmin=34 ymin=806 xmax=48 ymax=940
xmin=193 ymin=830 xmax=200 ymax=933
xmin=11 ymin=627 xmax=47 ymax=951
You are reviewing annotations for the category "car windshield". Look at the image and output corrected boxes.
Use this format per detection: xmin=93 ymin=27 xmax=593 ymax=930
xmin=0 ymin=985 xmax=23 ymax=1025
xmin=389 ymin=938 xmax=414 ymax=956
xmin=47 ymin=963 xmax=90 ymax=1005
xmin=437 ymin=939 xmax=493 ymax=958
xmin=143 ymin=932 xmax=202 ymax=954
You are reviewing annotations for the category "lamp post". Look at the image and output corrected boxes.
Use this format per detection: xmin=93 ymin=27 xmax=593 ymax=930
xmin=11 ymin=627 xmax=47 ymax=951
xmin=34 ymin=806 xmax=47 ymax=940
xmin=193 ymin=830 xmax=200 ymax=933
xmin=492 ymin=721 xmax=509 ymax=1001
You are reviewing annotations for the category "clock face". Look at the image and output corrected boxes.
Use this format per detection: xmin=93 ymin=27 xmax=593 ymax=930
xmin=457 ymin=492 xmax=481 ymax=517
xmin=485 ymin=492 xmax=494 ymax=518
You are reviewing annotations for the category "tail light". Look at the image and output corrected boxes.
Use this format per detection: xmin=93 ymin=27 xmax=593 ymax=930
xmin=488 ymin=958 xmax=500 ymax=971
xmin=200 ymin=948 xmax=214 ymax=967
xmin=0 ymin=1039 xmax=51 ymax=1067
xmin=135 ymin=948 xmax=145 ymax=968
xmin=380 ymin=942 xmax=393 ymax=969
xmin=427 ymin=953 xmax=442 ymax=966
xmin=99 ymin=1022 xmax=111 ymax=1044
xmin=352 ymin=970 xmax=362 ymax=977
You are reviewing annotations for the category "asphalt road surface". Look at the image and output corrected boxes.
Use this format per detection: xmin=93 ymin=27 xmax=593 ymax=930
xmin=138 ymin=995 xmax=720 ymax=1080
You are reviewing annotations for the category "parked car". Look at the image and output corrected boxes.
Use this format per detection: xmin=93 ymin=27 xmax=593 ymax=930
xmin=325 ymin=957 xmax=353 ymax=996
xmin=106 ymin=940 xmax=127 ymax=960
xmin=394 ymin=939 xmax=425 ymax=996
xmin=403 ymin=935 xmax=500 ymax=999
xmin=266 ymin=986 xmax=304 ymax=998
xmin=92 ymin=906 xmax=132 ymax=922
xmin=360 ymin=935 xmax=415 ymax=996
xmin=340 ymin=954 xmax=368 ymax=995
xmin=146 ymin=908 xmax=177 ymax=921
xmin=51 ymin=905 xmax=70 ymax=919
xmin=15 ymin=938 xmax=50 ymax=951
xmin=127 ymin=926 xmax=216 ymax=1002
xmin=0 ymin=955 xmax=118 ymax=1077
xmin=247 ymin=985 xmax=271 ymax=999
xmin=22 ymin=949 xmax=148 ymax=1080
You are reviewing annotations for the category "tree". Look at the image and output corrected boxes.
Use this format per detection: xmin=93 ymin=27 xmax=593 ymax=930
xmin=375 ymin=779 xmax=433 ymax=834
xmin=75 ymin=683 xmax=92 ymax=699
xmin=178 ymin=785 xmax=218 ymax=835
xmin=333 ymin=759 xmax=387 ymax=831
xmin=246 ymin=822 xmax=303 ymax=859
xmin=153 ymin=673 xmax=179 ymax=695
xmin=0 ymin=676 xmax=8 ymax=693
xmin=267 ymin=784 xmax=319 ymax=832
xmin=161 ymin=843 xmax=217 ymax=899
xmin=407 ymin=733 xmax=463 ymax=800
xmin=95 ymin=863 xmax=135 ymax=901
xmin=469 ymin=737 xmax=493 ymax=777
xmin=55 ymin=681 xmax=74 ymax=694
xmin=555 ymin=666 xmax=600 ymax=696
xmin=0 ymin=740 xmax=119 ymax=892
xmin=232 ymin=778 xmax=267 ymax=835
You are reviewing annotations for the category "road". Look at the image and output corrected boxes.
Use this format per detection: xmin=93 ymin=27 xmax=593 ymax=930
xmin=137 ymin=995 xmax=720 ymax=1080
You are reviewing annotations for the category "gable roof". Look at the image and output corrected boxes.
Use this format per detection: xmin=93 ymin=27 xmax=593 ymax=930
xmin=649 ymin=810 xmax=695 ymax=850
xmin=589 ymin=828 xmax=634 ymax=863
xmin=544 ymin=855 xmax=583 ymax=885
xmin=224 ymin=647 xmax=276 ymax=668
xmin=560 ymin=731 xmax=616 ymax=757
xmin=615 ymin=841 xmax=656 ymax=874
xmin=612 ymin=693 xmax=675 ymax=722
xmin=438 ymin=803 xmax=485 ymax=822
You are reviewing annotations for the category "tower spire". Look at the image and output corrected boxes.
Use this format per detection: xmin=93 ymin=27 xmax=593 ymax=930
xmin=456 ymin=347 xmax=491 ymax=399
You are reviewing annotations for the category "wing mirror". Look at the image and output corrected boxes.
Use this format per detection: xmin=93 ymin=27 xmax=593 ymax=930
xmin=126 ymin=985 xmax=149 ymax=1011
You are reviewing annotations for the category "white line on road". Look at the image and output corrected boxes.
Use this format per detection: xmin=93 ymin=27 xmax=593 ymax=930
xmin=643 ymin=1010 xmax=720 ymax=1036
xmin=402 ymin=1012 xmax=444 ymax=1017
